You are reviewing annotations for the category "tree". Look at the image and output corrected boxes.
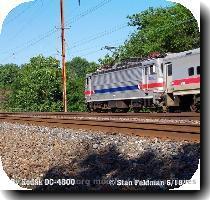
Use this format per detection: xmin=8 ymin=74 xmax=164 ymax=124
xmin=103 ymin=4 xmax=200 ymax=62
xmin=0 ymin=64 xmax=19 ymax=89
xmin=66 ymin=57 xmax=99 ymax=111
xmin=86 ymin=62 xmax=99 ymax=74
xmin=98 ymin=54 xmax=115 ymax=66
xmin=66 ymin=57 xmax=91 ymax=79
xmin=6 ymin=55 xmax=63 ymax=112
xmin=1 ymin=55 xmax=98 ymax=112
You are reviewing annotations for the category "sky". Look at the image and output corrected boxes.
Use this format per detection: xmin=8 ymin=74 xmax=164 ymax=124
xmin=0 ymin=0 xmax=175 ymax=65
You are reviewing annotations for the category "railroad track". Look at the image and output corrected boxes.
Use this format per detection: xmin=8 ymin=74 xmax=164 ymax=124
xmin=0 ymin=111 xmax=200 ymax=120
xmin=0 ymin=113 xmax=200 ymax=142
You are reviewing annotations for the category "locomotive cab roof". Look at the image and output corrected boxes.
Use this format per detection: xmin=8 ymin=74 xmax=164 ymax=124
xmin=164 ymin=48 xmax=200 ymax=61
xmin=86 ymin=48 xmax=200 ymax=78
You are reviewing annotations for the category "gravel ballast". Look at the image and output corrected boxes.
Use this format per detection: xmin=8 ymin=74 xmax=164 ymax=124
xmin=0 ymin=122 xmax=200 ymax=191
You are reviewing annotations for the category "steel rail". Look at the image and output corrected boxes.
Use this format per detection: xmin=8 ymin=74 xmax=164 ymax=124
xmin=0 ymin=112 xmax=200 ymax=120
xmin=0 ymin=114 xmax=200 ymax=142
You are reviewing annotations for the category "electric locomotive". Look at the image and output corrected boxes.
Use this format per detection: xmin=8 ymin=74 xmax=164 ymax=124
xmin=85 ymin=48 xmax=200 ymax=112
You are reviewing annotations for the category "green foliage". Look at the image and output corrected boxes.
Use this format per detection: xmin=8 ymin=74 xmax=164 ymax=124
xmin=66 ymin=57 xmax=90 ymax=79
xmin=66 ymin=57 xmax=99 ymax=111
xmin=0 ymin=64 xmax=19 ymax=111
xmin=105 ymin=4 xmax=200 ymax=62
xmin=66 ymin=76 xmax=86 ymax=112
xmin=98 ymin=54 xmax=115 ymax=66
xmin=6 ymin=55 xmax=63 ymax=112
xmin=86 ymin=62 xmax=99 ymax=74
xmin=1 ymin=55 xmax=98 ymax=112
xmin=0 ymin=64 xmax=19 ymax=89
xmin=0 ymin=3 xmax=200 ymax=112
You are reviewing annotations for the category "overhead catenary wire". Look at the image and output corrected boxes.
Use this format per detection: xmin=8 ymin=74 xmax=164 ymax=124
xmin=67 ymin=17 xmax=196 ymax=59
xmin=0 ymin=29 xmax=59 ymax=63
xmin=3 ymin=0 xmax=39 ymax=26
xmin=4 ymin=0 xmax=51 ymax=44
xmin=1 ymin=0 xmax=112 ymax=53
xmin=71 ymin=43 xmax=121 ymax=58
xmin=68 ymin=40 xmax=125 ymax=59
xmin=77 ymin=48 xmax=103 ymax=57
xmin=67 ymin=23 xmax=128 ymax=49
xmin=0 ymin=10 xmax=196 ymax=64
xmin=0 ymin=0 xmax=83 ymax=54
xmin=65 ymin=0 xmax=112 ymax=26
xmin=64 ymin=17 xmax=196 ymax=52
xmin=0 ymin=0 xmax=113 ymax=62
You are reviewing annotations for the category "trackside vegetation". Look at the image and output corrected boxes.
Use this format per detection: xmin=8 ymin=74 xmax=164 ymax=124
xmin=0 ymin=4 xmax=200 ymax=112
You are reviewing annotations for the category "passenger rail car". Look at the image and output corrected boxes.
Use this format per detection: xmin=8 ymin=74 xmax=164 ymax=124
xmin=85 ymin=48 xmax=200 ymax=112
xmin=163 ymin=48 xmax=200 ymax=112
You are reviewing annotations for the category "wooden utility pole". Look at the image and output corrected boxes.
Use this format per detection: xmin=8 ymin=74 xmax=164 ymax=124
xmin=60 ymin=0 xmax=67 ymax=112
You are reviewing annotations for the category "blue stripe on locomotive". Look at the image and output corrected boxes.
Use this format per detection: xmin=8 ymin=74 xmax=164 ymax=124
xmin=95 ymin=85 xmax=139 ymax=94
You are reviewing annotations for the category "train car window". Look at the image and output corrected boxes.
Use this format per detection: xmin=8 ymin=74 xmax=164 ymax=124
xmin=150 ymin=65 xmax=153 ymax=74
xmin=167 ymin=64 xmax=172 ymax=76
xmin=86 ymin=78 xmax=89 ymax=85
xmin=150 ymin=65 xmax=156 ymax=74
xmin=188 ymin=67 xmax=194 ymax=76
xmin=145 ymin=67 xmax=148 ymax=75
xmin=197 ymin=66 xmax=200 ymax=75
xmin=161 ymin=63 xmax=164 ymax=74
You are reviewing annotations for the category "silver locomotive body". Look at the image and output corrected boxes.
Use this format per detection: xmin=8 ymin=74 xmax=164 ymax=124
xmin=85 ymin=48 xmax=200 ymax=112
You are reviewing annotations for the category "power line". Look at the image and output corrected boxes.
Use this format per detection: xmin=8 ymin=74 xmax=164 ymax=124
xmin=67 ymin=23 xmax=128 ymax=49
xmin=65 ymin=0 xmax=112 ymax=26
xmin=69 ymin=40 xmax=124 ymax=56
xmin=0 ymin=29 xmax=59 ymax=63
xmin=0 ymin=0 xmax=113 ymax=61
xmin=80 ymin=48 xmax=102 ymax=57
xmin=65 ymin=17 xmax=197 ymax=58
xmin=4 ymin=0 xmax=47 ymax=44
xmin=0 ymin=27 xmax=58 ymax=55
xmin=0 ymin=11 xmax=196 ymax=64
xmin=1 ymin=0 xmax=112 ymax=54
xmin=69 ymin=42 xmax=123 ymax=59
xmin=3 ymin=0 xmax=39 ymax=26
xmin=128 ymin=18 xmax=196 ymax=40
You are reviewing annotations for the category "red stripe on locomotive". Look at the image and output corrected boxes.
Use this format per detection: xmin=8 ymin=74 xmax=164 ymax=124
xmin=84 ymin=90 xmax=94 ymax=95
xmin=139 ymin=82 xmax=164 ymax=89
